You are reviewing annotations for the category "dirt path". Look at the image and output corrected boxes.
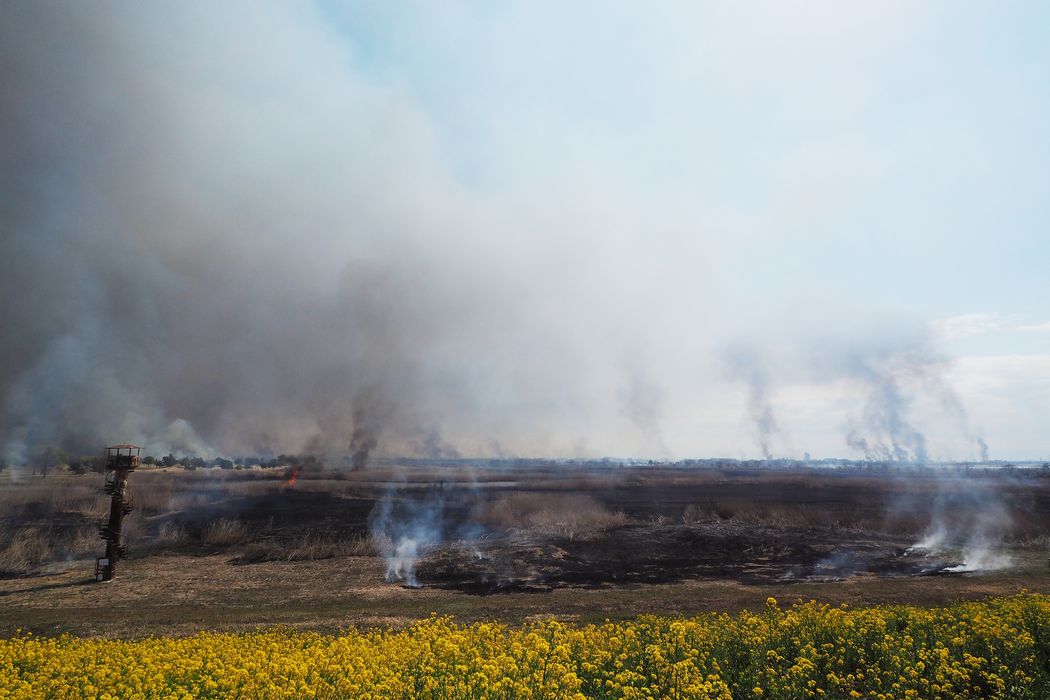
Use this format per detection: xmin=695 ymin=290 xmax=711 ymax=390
xmin=2 ymin=551 xmax=1048 ymax=638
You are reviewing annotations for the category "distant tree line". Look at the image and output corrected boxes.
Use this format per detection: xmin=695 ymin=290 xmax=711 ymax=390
xmin=142 ymin=453 xmax=322 ymax=471
xmin=3 ymin=447 xmax=326 ymax=477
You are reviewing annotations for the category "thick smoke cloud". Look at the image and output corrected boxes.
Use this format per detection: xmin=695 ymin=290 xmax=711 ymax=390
xmin=0 ymin=2 xmax=653 ymax=462
xmin=2 ymin=7 xmax=371 ymax=458
xmin=0 ymin=3 xmax=1020 ymax=463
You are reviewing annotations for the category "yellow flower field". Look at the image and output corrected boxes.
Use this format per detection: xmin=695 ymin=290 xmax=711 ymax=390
xmin=3 ymin=593 xmax=1050 ymax=699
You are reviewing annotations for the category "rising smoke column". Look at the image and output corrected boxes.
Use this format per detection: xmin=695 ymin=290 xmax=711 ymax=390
xmin=806 ymin=324 xmax=989 ymax=463
xmin=842 ymin=344 xmax=994 ymax=463
xmin=724 ymin=346 xmax=781 ymax=460
xmin=724 ymin=319 xmax=991 ymax=463
xmin=905 ymin=470 xmax=1015 ymax=572
xmin=368 ymin=470 xmax=486 ymax=587
xmin=853 ymin=367 xmax=929 ymax=463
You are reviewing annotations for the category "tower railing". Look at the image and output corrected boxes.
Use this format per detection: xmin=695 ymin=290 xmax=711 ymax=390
xmin=95 ymin=444 xmax=140 ymax=581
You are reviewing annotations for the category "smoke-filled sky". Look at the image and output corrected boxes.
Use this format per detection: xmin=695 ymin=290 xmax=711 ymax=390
xmin=2 ymin=2 xmax=1048 ymax=462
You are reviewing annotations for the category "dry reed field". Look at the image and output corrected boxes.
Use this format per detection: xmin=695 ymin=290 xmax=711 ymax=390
xmin=2 ymin=462 xmax=1050 ymax=641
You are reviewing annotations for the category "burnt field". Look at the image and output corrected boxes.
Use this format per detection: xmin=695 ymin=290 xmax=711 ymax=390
xmin=2 ymin=461 xmax=1050 ymax=635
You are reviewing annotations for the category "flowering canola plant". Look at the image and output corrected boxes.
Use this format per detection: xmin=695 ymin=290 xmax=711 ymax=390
xmin=3 ymin=593 xmax=1050 ymax=698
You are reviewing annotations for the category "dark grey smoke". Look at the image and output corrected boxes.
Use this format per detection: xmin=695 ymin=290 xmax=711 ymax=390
xmin=0 ymin=4 xmax=575 ymax=463
xmin=844 ymin=346 xmax=993 ymax=464
xmin=408 ymin=428 xmax=462 ymax=461
xmin=845 ymin=430 xmax=874 ymax=460
xmin=346 ymin=391 xmax=385 ymax=471
xmin=0 ymin=3 xmax=693 ymax=465
xmin=802 ymin=325 xmax=986 ymax=463
xmin=1 ymin=4 xmax=435 ymax=461
xmin=855 ymin=368 xmax=929 ymax=463
xmin=728 ymin=321 xmax=990 ymax=463
xmin=724 ymin=347 xmax=780 ymax=460
xmin=977 ymin=437 xmax=990 ymax=463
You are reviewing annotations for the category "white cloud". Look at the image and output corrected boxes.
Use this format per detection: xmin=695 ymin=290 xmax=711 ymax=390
xmin=932 ymin=313 xmax=1015 ymax=340
xmin=947 ymin=354 xmax=1050 ymax=460
xmin=933 ymin=313 xmax=1050 ymax=341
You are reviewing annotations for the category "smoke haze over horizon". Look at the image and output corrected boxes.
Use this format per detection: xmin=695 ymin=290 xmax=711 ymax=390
xmin=2 ymin=2 xmax=1048 ymax=463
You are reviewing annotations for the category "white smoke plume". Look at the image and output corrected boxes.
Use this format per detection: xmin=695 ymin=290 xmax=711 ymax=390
xmin=907 ymin=473 xmax=1015 ymax=572
xmin=368 ymin=474 xmax=484 ymax=587
xmin=369 ymin=493 xmax=444 ymax=588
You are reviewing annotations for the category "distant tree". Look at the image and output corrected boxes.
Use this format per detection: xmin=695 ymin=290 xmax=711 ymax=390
xmin=68 ymin=461 xmax=87 ymax=476
xmin=38 ymin=445 xmax=69 ymax=479
xmin=142 ymin=455 xmax=156 ymax=465
xmin=213 ymin=458 xmax=234 ymax=470
xmin=191 ymin=457 xmax=207 ymax=469
xmin=161 ymin=453 xmax=177 ymax=468
xmin=88 ymin=455 xmax=106 ymax=474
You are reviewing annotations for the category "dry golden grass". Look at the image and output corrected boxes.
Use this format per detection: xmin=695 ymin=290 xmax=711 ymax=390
xmin=0 ymin=523 xmax=98 ymax=575
xmin=201 ymin=519 xmax=250 ymax=547
xmin=2 ymin=550 xmax=1050 ymax=639
xmin=0 ymin=474 xmax=106 ymax=574
xmin=154 ymin=521 xmax=189 ymax=547
xmin=477 ymin=493 xmax=630 ymax=540
xmin=235 ymin=532 xmax=374 ymax=563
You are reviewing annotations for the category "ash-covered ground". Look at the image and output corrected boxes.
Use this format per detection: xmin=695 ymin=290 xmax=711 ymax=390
xmin=352 ymin=462 xmax=1041 ymax=593
xmin=2 ymin=460 xmax=1044 ymax=594
xmin=4 ymin=460 xmax=1050 ymax=636
xmin=417 ymin=522 xmax=953 ymax=594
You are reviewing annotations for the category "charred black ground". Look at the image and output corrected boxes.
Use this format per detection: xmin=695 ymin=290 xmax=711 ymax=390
xmin=2 ymin=461 xmax=1046 ymax=588
xmin=3 ymin=461 xmax=1050 ymax=636
xmin=418 ymin=523 xmax=955 ymax=594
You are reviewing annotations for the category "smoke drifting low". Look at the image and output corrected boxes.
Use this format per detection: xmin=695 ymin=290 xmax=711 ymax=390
xmin=904 ymin=472 xmax=1018 ymax=572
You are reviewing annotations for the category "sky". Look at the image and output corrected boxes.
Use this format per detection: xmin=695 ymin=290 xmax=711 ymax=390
xmin=1 ymin=1 xmax=1047 ymax=461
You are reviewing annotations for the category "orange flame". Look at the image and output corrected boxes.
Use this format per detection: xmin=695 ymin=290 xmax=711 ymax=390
xmin=284 ymin=467 xmax=301 ymax=488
